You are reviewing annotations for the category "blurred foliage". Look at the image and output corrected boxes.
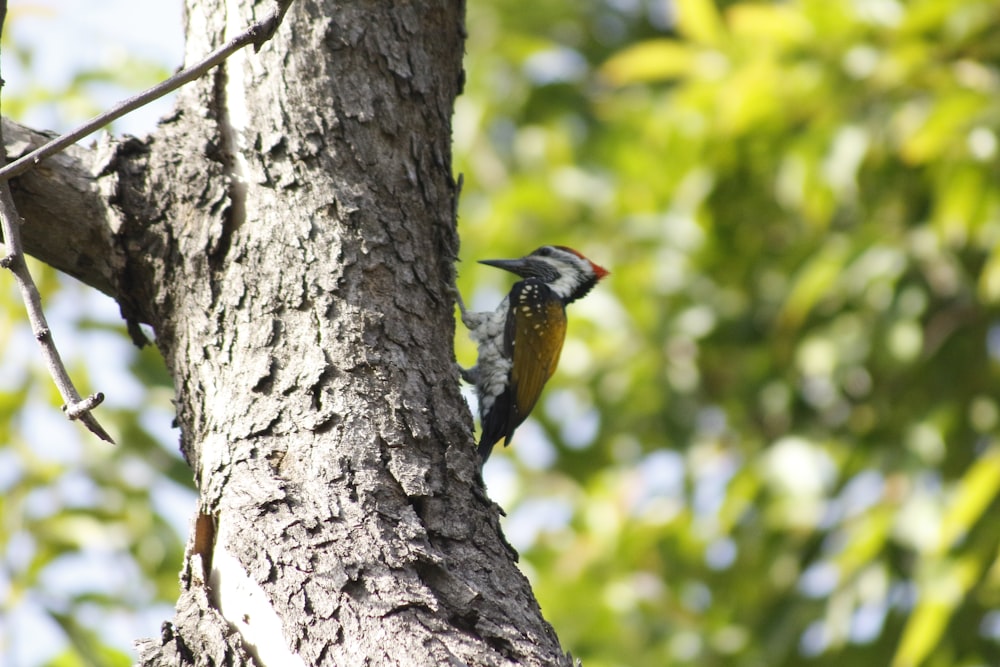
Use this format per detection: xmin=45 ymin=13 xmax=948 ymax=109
xmin=0 ymin=7 xmax=191 ymax=666
xmin=454 ymin=0 xmax=1000 ymax=666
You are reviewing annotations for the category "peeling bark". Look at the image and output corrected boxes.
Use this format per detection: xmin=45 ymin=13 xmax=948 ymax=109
xmin=7 ymin=1 xmax=574 ymax=665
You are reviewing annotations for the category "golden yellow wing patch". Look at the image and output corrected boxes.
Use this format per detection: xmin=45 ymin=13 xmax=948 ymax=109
xmin=510 ymin=298 xmax=567 ymax=425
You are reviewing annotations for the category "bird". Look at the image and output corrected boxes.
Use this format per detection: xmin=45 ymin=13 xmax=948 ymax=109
xmin=456 ymin=245 xmax=609 ymax=464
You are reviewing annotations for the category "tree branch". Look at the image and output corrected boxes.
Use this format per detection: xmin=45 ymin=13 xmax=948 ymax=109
xmin=4 ymin=119 xmax=119 ymax=296
xmin=0 ymin=0 xmax=294 ymax=442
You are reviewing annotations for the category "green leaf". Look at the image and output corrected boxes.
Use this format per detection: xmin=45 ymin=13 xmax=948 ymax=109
xmin=675 ymin=0 xmax=726 ymax=45
xmin=937 ymin=442 xmax=1000 ymax=553
xmin=777 ymin=238 xmax=850 ymax=331
xmin=600 ymin=40 xmax=697 ymax=85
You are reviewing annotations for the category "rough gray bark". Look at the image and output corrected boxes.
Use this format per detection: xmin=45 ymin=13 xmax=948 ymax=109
xmin=8 ymin=1 xmax=575 ymax=665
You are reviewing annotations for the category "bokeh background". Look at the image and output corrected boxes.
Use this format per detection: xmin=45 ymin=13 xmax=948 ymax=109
xmin=3 ymin=1 xmax=1000 ymax=665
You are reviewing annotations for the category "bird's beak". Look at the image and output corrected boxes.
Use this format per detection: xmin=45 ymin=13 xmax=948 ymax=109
xmin=479 ymin=257 xmax=529 ymax=277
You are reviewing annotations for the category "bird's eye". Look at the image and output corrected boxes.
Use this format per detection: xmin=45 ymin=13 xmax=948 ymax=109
xmin=536 ymin=247 xmax=552 ymax=257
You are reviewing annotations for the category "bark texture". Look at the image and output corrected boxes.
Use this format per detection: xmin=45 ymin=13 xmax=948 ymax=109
xmin=4 ymin=119 xmax=119 ymax=296
xmin=6 ymin=1 xmax=573 ymax=665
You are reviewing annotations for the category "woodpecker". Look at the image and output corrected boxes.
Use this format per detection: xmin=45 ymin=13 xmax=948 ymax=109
xmin=457 ymin=245 xmax=609 ymax=463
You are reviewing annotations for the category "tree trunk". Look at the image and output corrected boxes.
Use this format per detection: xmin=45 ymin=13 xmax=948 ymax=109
xmin=8 ymin=1 xmax=572 ymax=665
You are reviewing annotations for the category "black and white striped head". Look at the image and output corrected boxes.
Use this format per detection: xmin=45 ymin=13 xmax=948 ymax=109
xmin=480 ymin=245 xmax=609 ymax=302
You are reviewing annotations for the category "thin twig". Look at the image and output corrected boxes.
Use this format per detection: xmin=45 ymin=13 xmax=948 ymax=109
xmin=0 ymin=0 xmax=294 ymax=184
xmin=0 ymin=109 xmax=115 ymax=441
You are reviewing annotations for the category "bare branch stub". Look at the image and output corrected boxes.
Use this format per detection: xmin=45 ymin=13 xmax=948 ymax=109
xmin=64 ymin=393 xmax=106 ymax=419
